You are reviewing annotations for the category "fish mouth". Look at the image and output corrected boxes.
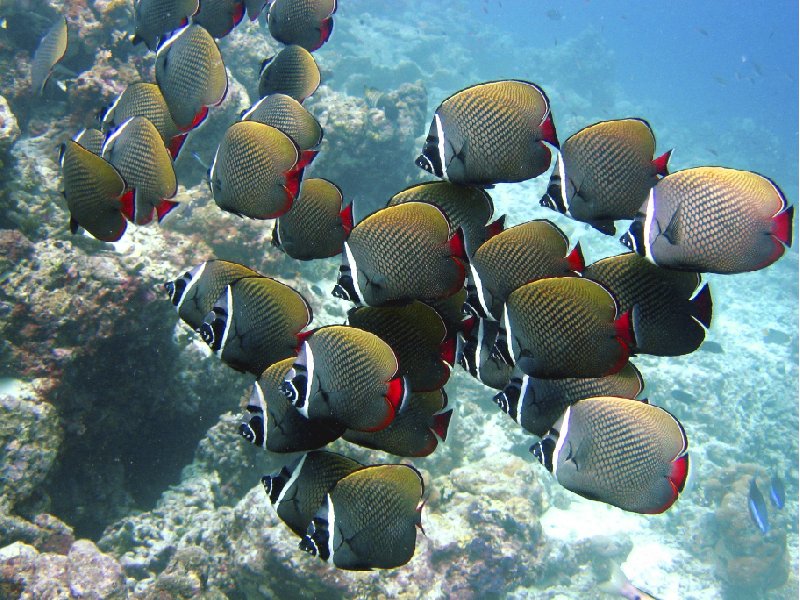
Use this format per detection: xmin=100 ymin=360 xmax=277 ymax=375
xmin=415 ymin=154 xmax=434 ymax=174
xmin=333 ymin=262 xmax=359 ymax=303
xmin=199 ymin=306 xmax=227 ymax=351
xmin=620 ymin=220 xmax=643 ymax=254
xmin=493 ymin=377 xmax=522 ymax=421
xmin=540 ymin=188 xmax=566 ymax=214
xmin=530 ymin=429 xmax=558 ymax=472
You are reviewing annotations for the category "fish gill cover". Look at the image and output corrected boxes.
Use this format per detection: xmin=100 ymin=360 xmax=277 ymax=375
xmin=0 ymin=0 xmax=796 ymax=597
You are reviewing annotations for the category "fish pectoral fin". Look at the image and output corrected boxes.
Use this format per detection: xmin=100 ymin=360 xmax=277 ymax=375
xmin=661 ymin=203 xmax=684 ymax=245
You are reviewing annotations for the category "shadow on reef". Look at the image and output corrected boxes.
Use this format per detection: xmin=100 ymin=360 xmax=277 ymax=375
xmin=11 ymin=274 xmax=244 ymax=540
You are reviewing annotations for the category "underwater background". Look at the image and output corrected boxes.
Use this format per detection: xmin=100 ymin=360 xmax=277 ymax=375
xmin=0 ymin=0 xmax=797 ymax=598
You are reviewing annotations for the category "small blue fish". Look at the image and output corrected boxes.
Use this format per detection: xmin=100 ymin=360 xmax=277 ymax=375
xmin=769 ymin=476 xmax=785 ymax=509
xmin=748 ymin=478 xmax=769 ymax=534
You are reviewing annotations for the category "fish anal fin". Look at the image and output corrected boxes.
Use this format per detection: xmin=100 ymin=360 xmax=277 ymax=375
xmin=168 ymin=133 xmax=188 ymax=159
xmin=156 ymin=200 xmax=180 ymax=223
xmin=181 ymin=106 xmax=209 ymax=132
xmin=588 ymin=219 xmax=616 ymax=236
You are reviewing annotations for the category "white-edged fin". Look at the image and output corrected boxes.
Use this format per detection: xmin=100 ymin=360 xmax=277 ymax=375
xmin=101 ymin=116 xmax=135 ymax=159
xmin=469 ymin=263 xmax=492 ymax=320
xmin=434 ymin=112 xmax=447 ymax=180
xmin=208 ymin=144 xmax=221 ymax=190
xmin=552 ymin=407 xmax=570 ymax=480
xmin=304 ymin=342 xmax=315 ymax=416
xmin=275 ymin=452 xmax=307 ymax=506
xmin=515 ymin=374 xmax=531 ymax=423
xmin=503 ymin=304 xmax=515 ymax=366
xmin=156 ymin=24 xmax=189 ymax=58
xmin=556 ymin=151 xmax=570 ymax=213
xmin=101 ymin=92 xmax=124 ymax=128
xmin=241 ymin=97 xmax=266 ymax=121
xmin=343 ymin=241 xmax=365 ymax=304
xmin=218 ymin=284 xmax=234 ymax=354
xmin=325 ymin=493 xmax=335 ymax=564
xmin=177 ymin=261 xmax=207 ymax=312
xmin=643 ymin=188 xmax=656 ymax=264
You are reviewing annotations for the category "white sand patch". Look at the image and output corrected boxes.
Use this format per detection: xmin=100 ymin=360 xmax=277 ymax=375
xmin=542 ymin=499 xmax=720 ymax=599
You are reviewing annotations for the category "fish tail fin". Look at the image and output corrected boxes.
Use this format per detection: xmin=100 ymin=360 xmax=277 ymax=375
xmin=431 ymin=409 xmax=453 ymax=442
xmin=669 ymin=452 xmax=690 ymax=494
xmin=485 ymin=214 xmax=505 ymax=241
xmin=315 ymin=16 xmax=334 ymax=50
xmin=339 ymin=203 xmax=354 ymax=236
xmin=156 ymin=200 xmax=180 ymax=223
xmin=539 ymin=113 xmax=559 ymax=148
xmin=771 ymin=205 xmax=794 ymax=246
xmin=652 ymin=149 xmax=672 ymax=176
xmin=439 ymin=335 xmax=457 ymax=366
xmin=448 ymin=227 xmax=468 ymax=261
xmin=566 ymin=242 xmax=585 ymax=273
xmin=386 ymin=375 xmax=409 ymax=414
xmin=689 ymin=283 xmax=713 ymax=328
xmin=614 ymin=310 xmax=635 ymax=348
xmin=232 ymin=1 xmax=245 ymax=27
xmin=120 ymin=189 xmax=135 ymax=222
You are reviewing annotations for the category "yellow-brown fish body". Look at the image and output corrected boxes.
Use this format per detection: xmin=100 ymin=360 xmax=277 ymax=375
xmin=343 ymin=389 xmax=451 ymax=457
xmin=133 ymin=0 xmax=199 ymax=50
xmin=165 ymin=259 xmax=261 ymax=330
xmin=621 ymin=166 xmax=794 ymax=274
xmin=210 ymin=121 xmax=312 ymax=219
xmin=72 ymin=128 xmax=106 ymax=156
xmin=300 ymin=464 xmax=424 ymax=570
xmin=281 ymin=325 xmax=407 ymax=432
xmin=101 ymin=116 xmax=179 ymax=225
xmin=267 ymin=0 xmax=337 ymax=51
xmin=585 ymin=252 xmax=712 ymax=356
xmin=499 ymin=277 xmax=634 ymax=379
xmin=31 ymin=16 xmax=67 ymax=94
xmin=193 ymin=0 xmax=245 ymax=39
xmin=59 ymin=139 xmax=127 ymax=242
xmin=387 ymin=181 xmax=501 ymax=257
xmin=241 ymin=358 xmax=345 ymax=453
xmin=272 ymin=178 xmax=348 ymax=260
xmin=155 ymin=24 xmax=228 ymax=131
xmin=347 ymin=302 xmax=454 ymax=392
xmin=456 ymin=317 xmax=511 ymax=390
xmin=494 ymin=362 xmax=644 ymax=437
xmin=532 ymin=396 xmax=689 ymax=514
xmin=262 ymin=451 xmax=362 ymax=537
xmin=541 ymin=118 xmax=671 ymax=235
xmin=258 ymin=45 xmax=321 ymax=103
xmin=242 ymin=93 xmax=323 ymax=152
xmin=466 ymin=220 xmax=584 ymax=321
xmin=199 ymin=276 xmax=313 ymax=376
xmin=100 ymin=83 xmax=186 ymax=159
xmin=416 ymin=80 xmax=559 ymax=186
xmin=334 ymin=202 xmax=466 ymax=307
